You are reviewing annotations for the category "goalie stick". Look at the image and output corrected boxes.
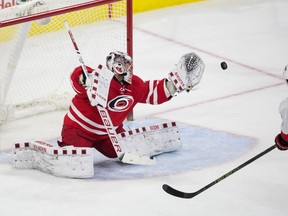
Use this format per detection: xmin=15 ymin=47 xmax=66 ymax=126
xmin=63 ymin=20 xmax=155 ymax=165
xmin=163 ymin=144 xmax=276 ymax=199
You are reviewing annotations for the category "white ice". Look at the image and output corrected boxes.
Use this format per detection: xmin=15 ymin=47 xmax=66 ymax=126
xmin=1 ymin=0 xmax=288 ymax=215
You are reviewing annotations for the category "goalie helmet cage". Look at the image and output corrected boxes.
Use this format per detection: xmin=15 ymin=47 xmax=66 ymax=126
xmin=0 ymin=0 xmax=133 ymax=125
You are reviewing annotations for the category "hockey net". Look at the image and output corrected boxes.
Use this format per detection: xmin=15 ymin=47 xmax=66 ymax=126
xmin=0 ymin=0 xmax=133 ymax=125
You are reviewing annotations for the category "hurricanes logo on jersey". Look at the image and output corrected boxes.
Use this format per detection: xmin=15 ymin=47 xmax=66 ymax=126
xmin=108 ymin=95 xmax=134 ymax=112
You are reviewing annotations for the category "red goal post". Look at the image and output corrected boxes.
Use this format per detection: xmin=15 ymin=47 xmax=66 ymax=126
xmin=0 ymin=0 xmax=133 ymax=125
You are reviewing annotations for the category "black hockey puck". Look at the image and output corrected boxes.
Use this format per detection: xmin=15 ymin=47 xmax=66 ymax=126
xmin=221 ymin=61 xmax=228 ymax=70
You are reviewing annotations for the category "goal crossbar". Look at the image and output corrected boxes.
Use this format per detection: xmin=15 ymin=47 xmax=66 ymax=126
xmin=0 ymin=0 xmax=125 ymax=27
xmin=0 ymin=0 xmax=133 ymax=125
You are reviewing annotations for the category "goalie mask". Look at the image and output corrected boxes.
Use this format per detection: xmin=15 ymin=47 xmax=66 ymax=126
xmin=106 ymin=51 xmax=133 ymax=84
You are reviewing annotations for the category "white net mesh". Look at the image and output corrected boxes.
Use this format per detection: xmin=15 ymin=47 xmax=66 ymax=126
xmin=0 ymin=0 xmax=130 ymax=124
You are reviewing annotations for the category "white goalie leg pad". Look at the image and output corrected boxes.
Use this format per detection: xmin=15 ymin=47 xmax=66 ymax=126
xmin=12 ymin=141 xmax=94 ymax=178
xmin=119 ymin=122 xmax=182 ymax=158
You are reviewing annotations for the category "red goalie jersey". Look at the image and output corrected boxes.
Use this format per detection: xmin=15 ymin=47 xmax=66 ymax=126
xmin=58 ymin=51 xmax=205 ymax=158
xmin=59 ymin=66 xmax=171 ymax=157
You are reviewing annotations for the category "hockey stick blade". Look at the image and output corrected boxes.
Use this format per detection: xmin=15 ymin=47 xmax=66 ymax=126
xmin=121 ymin=152 xmax=156 ymax=165
xmin=163 ymin=184 xmax=197 ymax=199
xmin=163 ymin=145 xmax=276 ymax=199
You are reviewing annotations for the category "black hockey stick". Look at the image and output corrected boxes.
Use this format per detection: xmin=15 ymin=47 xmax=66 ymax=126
xmin=163 ymin=144 xmax=276 ymax=199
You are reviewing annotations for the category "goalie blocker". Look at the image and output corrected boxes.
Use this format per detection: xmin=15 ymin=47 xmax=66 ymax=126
xmin=12 ymin=121 xmax=182 ymax=178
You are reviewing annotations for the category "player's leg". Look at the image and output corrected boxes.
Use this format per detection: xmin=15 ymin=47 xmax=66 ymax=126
xmin=58 ymin=125 xmax=94 ymax=148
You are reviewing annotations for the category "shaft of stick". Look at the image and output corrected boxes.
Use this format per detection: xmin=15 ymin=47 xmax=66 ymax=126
xmin=163 ymin=145 xmax=276 ymax=199
xmin=63 ymin=20 xmax=123 ymax=157
xmin=63 ymin=20 xmax=90 ymax=82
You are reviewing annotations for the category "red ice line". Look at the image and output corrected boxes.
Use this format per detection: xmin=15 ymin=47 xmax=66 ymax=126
xmin=135 ymin=27 xmax=285 ymax=116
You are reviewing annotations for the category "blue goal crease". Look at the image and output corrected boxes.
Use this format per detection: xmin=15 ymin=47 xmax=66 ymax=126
xmin=92 ymin=117 xmax=255 ymax=180
xmin=0 ymin=117 xmax=255 ymax=180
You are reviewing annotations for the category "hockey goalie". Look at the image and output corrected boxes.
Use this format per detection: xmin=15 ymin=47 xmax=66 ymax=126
xmin=12 ymin=51 xmax=205 ymax=178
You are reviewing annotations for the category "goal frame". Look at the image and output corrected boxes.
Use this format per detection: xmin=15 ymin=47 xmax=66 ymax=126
xmin=0 ymin=0 xmax=134 ymax=122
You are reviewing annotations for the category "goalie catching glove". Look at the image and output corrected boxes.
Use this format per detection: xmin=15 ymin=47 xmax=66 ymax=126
xmin=167 ymin=52 xmax=205 ymax=95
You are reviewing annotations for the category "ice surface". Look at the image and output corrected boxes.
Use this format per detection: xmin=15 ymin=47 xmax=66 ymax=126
xmin=1 ymin=0 xmax=288 ymax=215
